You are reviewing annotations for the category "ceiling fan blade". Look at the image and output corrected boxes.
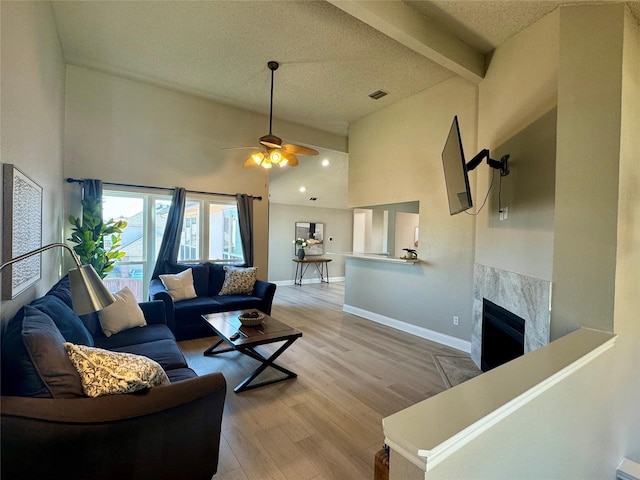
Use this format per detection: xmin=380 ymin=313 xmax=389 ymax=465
xmin=282 ymin=144 xmax=319 ymax=156
xmin=280 ymin=151 xmax=299 ymax=167
xmin=223 ymin=146 xmax=260 ymax=151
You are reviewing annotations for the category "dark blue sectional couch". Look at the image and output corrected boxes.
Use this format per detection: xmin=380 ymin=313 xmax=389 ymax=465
xmin=0 ymin=275 xmax=226 ymax=480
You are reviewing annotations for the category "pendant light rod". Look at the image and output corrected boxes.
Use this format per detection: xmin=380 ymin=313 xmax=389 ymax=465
xmin=267 ymin=61 xmax=279 ymax=135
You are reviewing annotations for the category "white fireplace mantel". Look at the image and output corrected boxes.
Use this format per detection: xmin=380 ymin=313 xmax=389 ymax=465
xmin=383 ymin=328 xmax=616 ymax=476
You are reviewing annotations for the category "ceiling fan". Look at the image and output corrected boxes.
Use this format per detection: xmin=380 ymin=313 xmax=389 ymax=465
xmin=242 ymin=61 xmax=318 ymax=169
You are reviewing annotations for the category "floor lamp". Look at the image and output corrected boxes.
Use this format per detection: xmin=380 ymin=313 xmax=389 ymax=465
xmin=0 ymin=243 xmax=115 ymax=315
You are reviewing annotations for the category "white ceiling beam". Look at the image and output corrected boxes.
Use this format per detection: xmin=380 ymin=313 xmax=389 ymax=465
xmin=327 ymin=0 xmax=485 ymax=84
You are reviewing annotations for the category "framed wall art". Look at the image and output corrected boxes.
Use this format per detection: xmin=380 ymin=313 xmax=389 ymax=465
xmin=295 ymin=222 xmax=324 ymax=256
xmin=2 ymin=164 xmax=42 ymax=299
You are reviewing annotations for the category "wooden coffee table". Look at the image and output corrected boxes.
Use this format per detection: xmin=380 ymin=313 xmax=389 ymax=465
xmin=201 ymin=309 xmax=302 ymax=393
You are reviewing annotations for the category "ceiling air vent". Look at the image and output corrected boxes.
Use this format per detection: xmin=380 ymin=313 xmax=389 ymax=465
xmin=368 ymin=89 xmax=388 ymax=100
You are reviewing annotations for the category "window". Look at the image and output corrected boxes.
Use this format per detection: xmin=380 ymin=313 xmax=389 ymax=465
xmin=178 ymin=202 xmax=199 ymax=261
xmin=102 ymin=189 xmax=244 ymax=301
xmin=209 ymin=203 xmax=243 ymax=261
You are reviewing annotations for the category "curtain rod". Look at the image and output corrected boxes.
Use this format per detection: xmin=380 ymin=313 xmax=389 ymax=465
xmin=65 ymin=178 xmax=262 ymax=201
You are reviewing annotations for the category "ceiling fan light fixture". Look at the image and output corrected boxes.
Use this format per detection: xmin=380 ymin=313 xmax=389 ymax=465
xmin=242 ymin=61 xmax=319 ymax=169
xmin=270 ymin=150 xmax=282 ymax=163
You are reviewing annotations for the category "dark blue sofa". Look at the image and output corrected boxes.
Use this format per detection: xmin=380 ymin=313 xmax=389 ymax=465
xmin=1 ymin=276 xmax=226 ymax=480
xmin=149 ymin=262 xmax=277 ymax=340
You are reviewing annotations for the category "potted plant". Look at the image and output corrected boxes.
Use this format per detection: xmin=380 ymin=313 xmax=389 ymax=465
xmin=294 ymin=238 xmax=308 ymax=259
xmin=68 ymin=197 xmax=127 ymax=279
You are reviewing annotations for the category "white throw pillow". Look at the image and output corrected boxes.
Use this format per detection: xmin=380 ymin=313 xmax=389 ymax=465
xmin=98 ymin=286 xmax=147 ymax=337
xmin=159 ymin=268 xmax=197 ymax=301
xmin=64 ymin=343 xmax=170 ymax=398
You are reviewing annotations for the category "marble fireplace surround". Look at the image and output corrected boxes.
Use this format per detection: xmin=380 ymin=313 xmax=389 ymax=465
xmin=471 ymin=264 xmax=552 ymax=368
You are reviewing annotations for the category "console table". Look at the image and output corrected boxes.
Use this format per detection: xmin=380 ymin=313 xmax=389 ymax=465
xmin=292 ymin=257 xmax=332 ymax=285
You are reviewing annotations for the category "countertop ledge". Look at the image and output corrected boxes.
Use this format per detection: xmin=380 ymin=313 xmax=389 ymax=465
xmin=383 ymin=328 xmax=617 ymax=472
xmin=328 ymin=252 xmax=420 ymax=264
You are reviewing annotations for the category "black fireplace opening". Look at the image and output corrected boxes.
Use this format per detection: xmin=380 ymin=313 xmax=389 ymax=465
xmin=481 ymin=298 xmax=525 ymax=372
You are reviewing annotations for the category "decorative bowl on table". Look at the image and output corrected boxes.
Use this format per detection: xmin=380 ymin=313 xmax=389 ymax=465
xmin=238 ymin=311 xmax=265 ymax=327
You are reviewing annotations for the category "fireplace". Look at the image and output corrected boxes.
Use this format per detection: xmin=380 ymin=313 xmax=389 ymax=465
xmin=472 ymin=265 xmax=551 ymax=368
xmin=481 ymin=298 xmax=525 ymax=372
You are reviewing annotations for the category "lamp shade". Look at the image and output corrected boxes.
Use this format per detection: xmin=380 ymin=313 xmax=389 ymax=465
xmin=68 ymin=264 xmax=116 ymax=315
xmin=0 ymin=242 xmax=116 ymax=315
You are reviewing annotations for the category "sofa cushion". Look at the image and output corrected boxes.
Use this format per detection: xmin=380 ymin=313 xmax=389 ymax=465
xmin=165 ymin=262 xmax=210 ymax=297
xmin=160 ymin=268 xmax=197 ymax=301
xmin=94 ymin=324 xmax=177 ymax=350
xmin=208 ymin=263 xmax=226 ymax=296
xmin=108 ymin=338 xmax=189 ymax=371
xmin=214 ymin=294 xmax=264 ymax=311
xmin=98 ymin=286 xmax=147 ymax=337
xmin=79 ymin=311 xmax=103 ymax=339
xmin=21 ymin=306 xmax=84 ymax=398
xmin=174 ymin=297 xmax=223 ymax=320
xmin=165 ymin=367 xmax=199 ymax=383
xmin=44 ymin=274 xmax=73 ymax=308
xmin=64 ymin=343 xmax=170 ymax=398
xmin=31 ymin=295 xmax=94 ymax=346
xmin=219 ymin=266 xmax=257 ymax=295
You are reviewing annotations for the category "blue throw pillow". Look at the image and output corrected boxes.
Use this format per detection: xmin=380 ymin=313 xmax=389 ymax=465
xmin=21 ymin=306 xmax=84 ymax=398
xmin=1 ymin=307 xmax=50 ymax=397
xmin=31 ymin=295 xmax=94 ymax=346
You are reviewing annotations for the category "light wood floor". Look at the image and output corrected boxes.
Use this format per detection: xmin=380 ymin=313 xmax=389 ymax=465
xmin=179 ymin=282 xmax=467 ymax=480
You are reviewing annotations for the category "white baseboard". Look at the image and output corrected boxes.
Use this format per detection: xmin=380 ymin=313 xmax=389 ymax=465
xmin=342 ymin=304 xmax=471 ymax=353
xmin=272 ymin=276 xmax=346 ymax=287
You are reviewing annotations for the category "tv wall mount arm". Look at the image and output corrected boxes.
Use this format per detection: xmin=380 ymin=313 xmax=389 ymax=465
xmin=466 ymin=149 xmax=510 ymax=176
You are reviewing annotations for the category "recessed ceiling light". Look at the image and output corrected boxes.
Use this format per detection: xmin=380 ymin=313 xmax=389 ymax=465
xmin=299 ymin=186 xmax=306 ymax=193
xmin=321 ymin=159 xmax=330 ymax=167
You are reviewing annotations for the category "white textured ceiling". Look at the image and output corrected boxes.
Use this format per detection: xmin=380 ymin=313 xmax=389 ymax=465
xmin=52 ymin=0 xmax=454 ymax=137
xmin=51 ymin=0 xmax=639 ymax=208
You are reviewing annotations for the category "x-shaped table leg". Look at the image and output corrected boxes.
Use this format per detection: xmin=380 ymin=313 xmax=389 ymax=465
xmin=234 ymin=337 xmax=299 ymax=393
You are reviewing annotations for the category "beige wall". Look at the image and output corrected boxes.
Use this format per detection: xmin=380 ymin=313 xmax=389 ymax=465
xmin=614 ymin=4 xmax=640 ymax=461
xmin=63 ymin=66 xmax=346 ymax=279
xmin=552 ymin=4 xmax=625 ymax=338
xmin=0 ymin=2 xmax=66 ymax=322
xmin=347 ymin=76 xmax=478 ymax=341
xmin=475 ymin=10 xmax=559 ymax=281
xmin=423 ymin=5 xmax=640 ymax=478
xmin=268 ymin=203 xmax=352 ymax=282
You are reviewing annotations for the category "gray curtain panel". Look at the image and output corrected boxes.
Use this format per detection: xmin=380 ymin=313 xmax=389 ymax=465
xmin=82 ymin=178 xmax=103 ymax=213
xmin=81 ymin=179 xmax=103 ymax=248
xmin=236 ymin=194 xmax=254 ymax=267
xmin=152 ymin=187 xmax=186 ymax=279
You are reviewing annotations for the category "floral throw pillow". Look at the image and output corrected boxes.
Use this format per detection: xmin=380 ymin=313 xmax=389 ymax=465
xmin=218 ymin=266 xmax=258 ymax=295
xmin=64 ymin=343 xmax=170 ymax=397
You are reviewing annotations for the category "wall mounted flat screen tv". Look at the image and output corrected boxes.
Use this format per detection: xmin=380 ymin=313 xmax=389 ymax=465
xmin=442 ymin=115 xmax=472 ymax=215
